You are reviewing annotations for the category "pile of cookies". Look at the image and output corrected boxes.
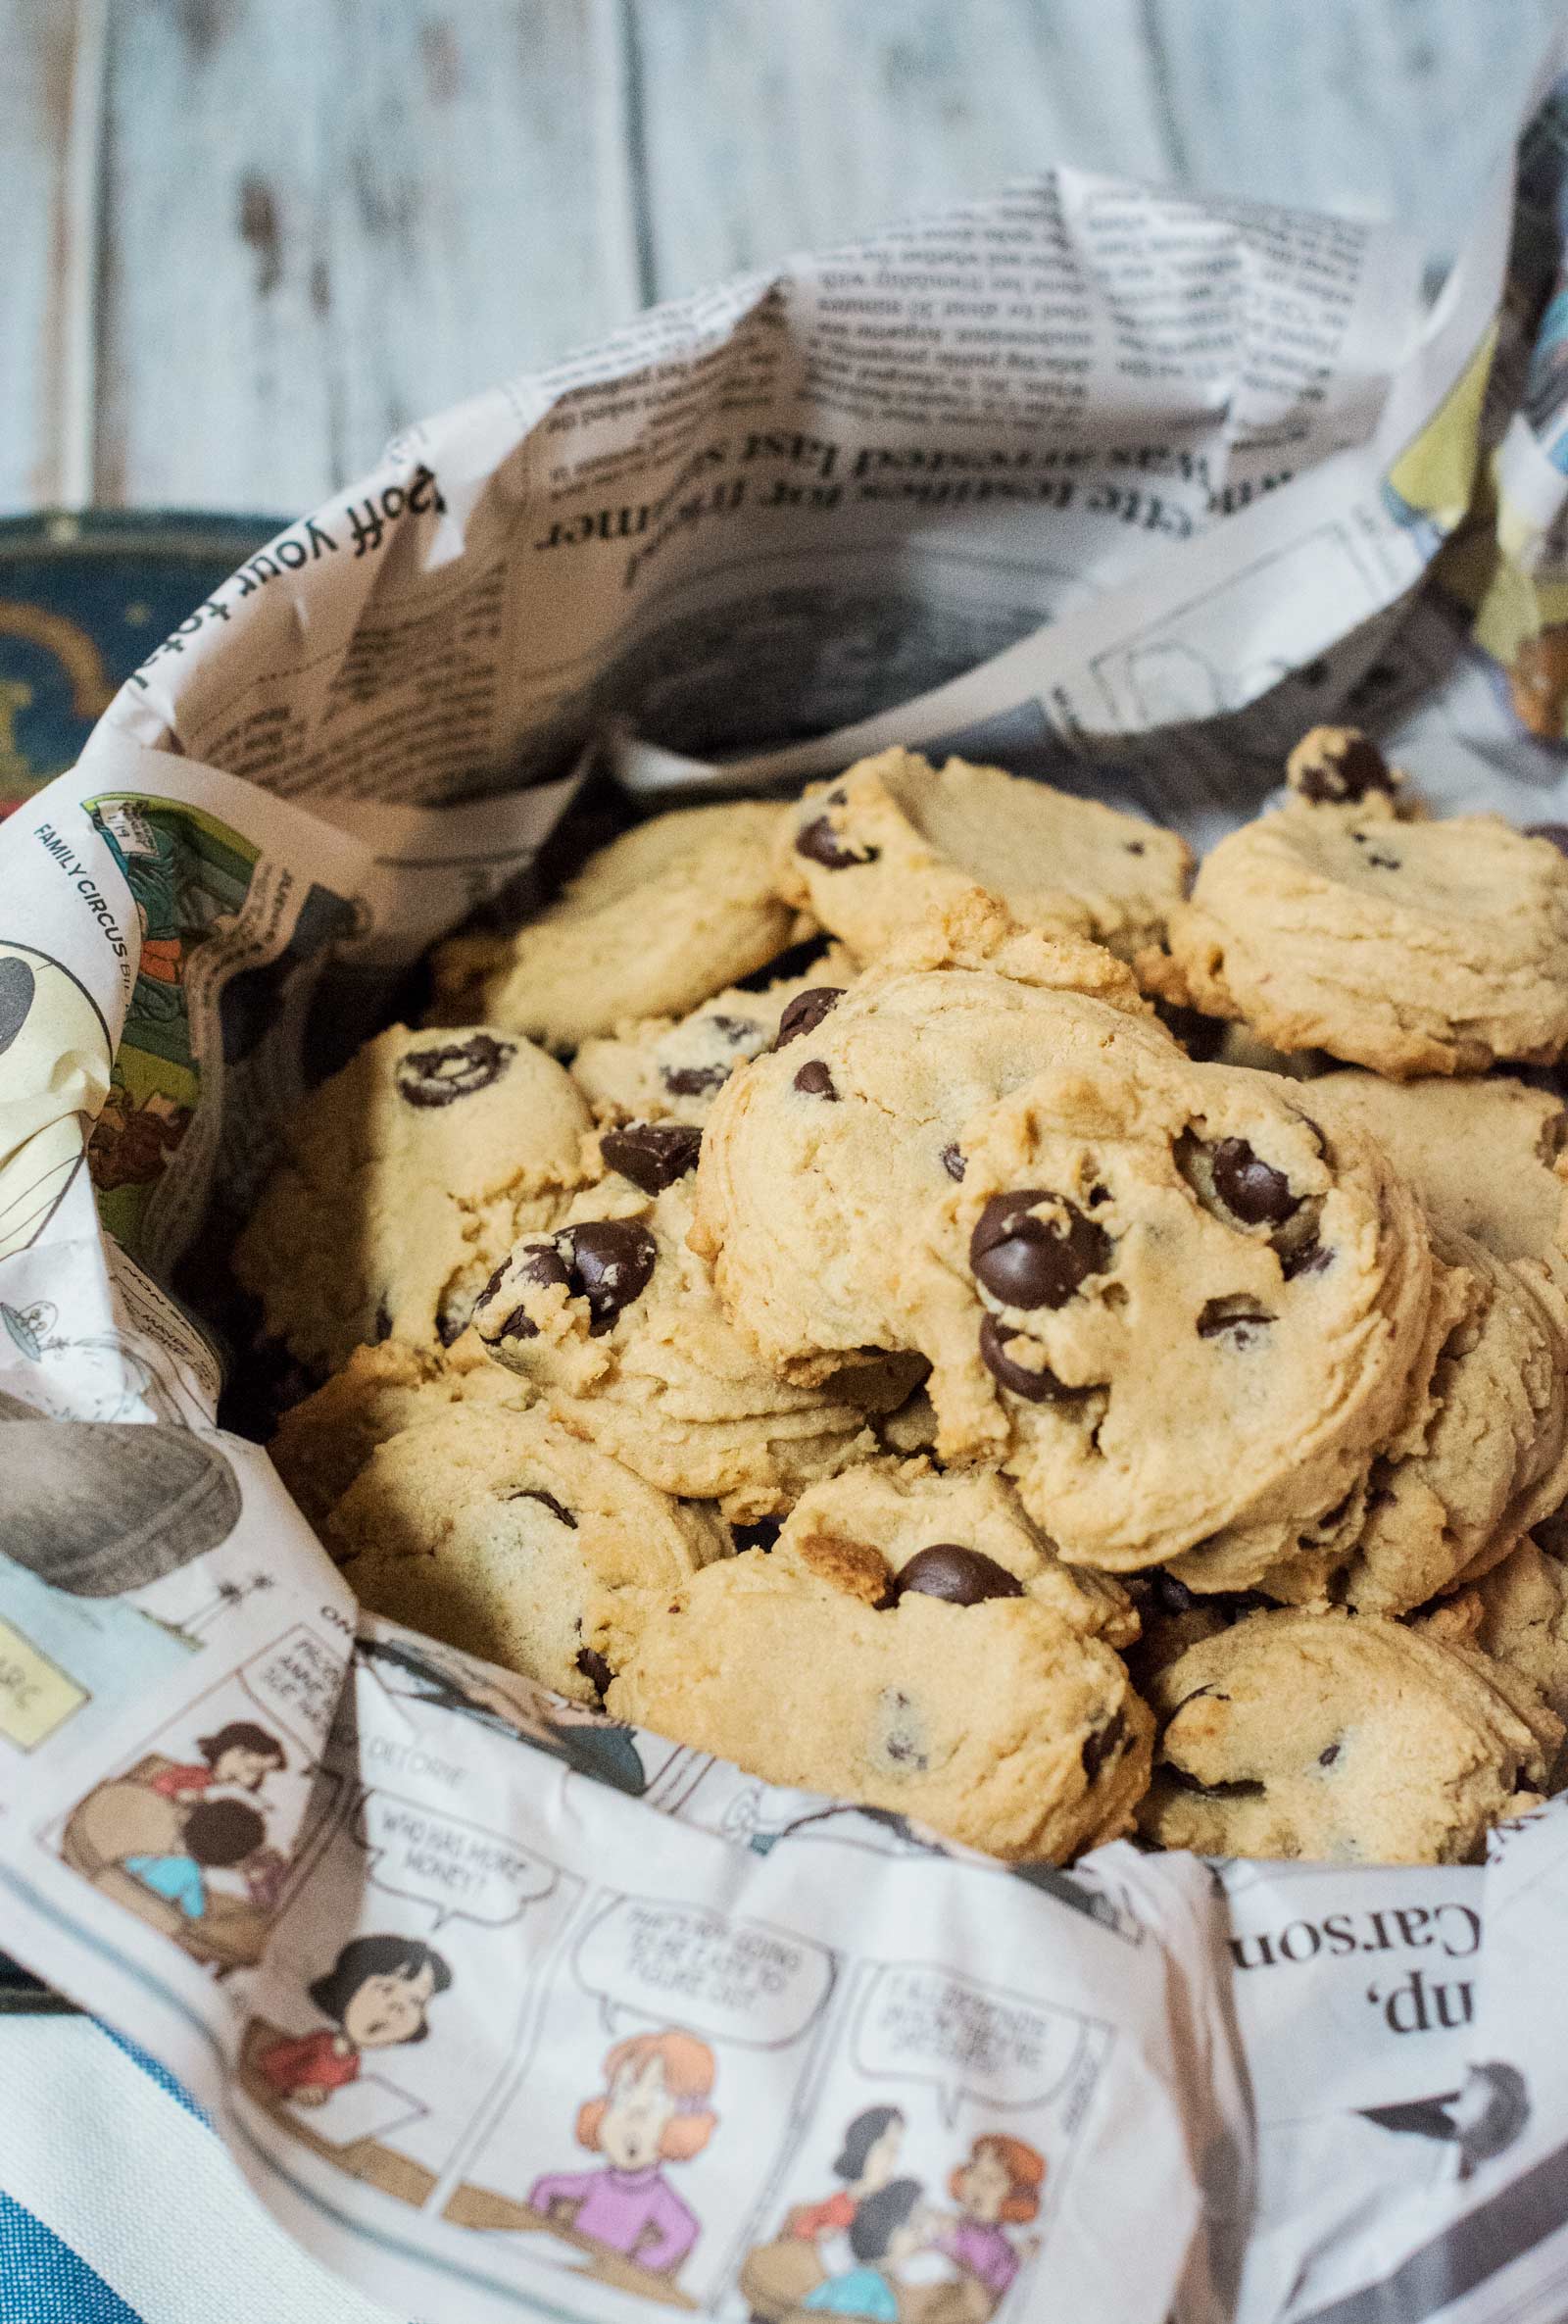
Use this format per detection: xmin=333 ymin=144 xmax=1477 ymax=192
xmin=242 ymin=730 xmax=1568 ymax=1868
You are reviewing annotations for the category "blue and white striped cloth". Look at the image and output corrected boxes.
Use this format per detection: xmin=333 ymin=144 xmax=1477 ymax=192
xmin=0 ymin=2016 xmax=403 ymax=2324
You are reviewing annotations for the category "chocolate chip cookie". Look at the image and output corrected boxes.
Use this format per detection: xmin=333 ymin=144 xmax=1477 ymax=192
xmin=1152 ymin=734 xmax=1568 ymax=1075
xmin=1307 ymin=1068 xmax=1568 ymax=1274
xmin=772 ymin=1459 xmax=1138 ymax=1646
xmin=1350 ymin=1231 xmax=1568 ymax=1603
xmin=777 ymin=747 xmax=1192 ymax=964
xmin=1141 ymin=1607 xmax=1560 ymax=1861
xmin=235 ymin=1023 xmax=591 ymax=1374
xmin=591 ymin=1549 xmax=1152 ymax=1862
xmin=471 ymin=1157 xmax=908 ymax=1517
xmin=692 ymin=934 xmax=1161 ymax=1386
xmin=269 ymin=1330 xmax=529 ymax=1525
xmin=570 ymin=942 xmax=858 ymax=1125
xmin=900 ymin=1036 xmax=1443 ymax=1571
xmin=327 ymin=1398 xmax=728 ymax=1703
xmin=1422 ymin=1538 xmax=1568 ymax=1778
xmin=430 ymin=802 xmax=797 ymax=1050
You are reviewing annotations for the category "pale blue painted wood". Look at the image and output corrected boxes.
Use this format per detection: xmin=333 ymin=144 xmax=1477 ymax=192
xmin=626 ymin=0 xmax=1175 ymax=298
xmin=1141 ymin=0 xmax=1564 ymax=256
xmin=1 ymin=0 xmax=1563 ymax=515
xmin=0 ymin=7 xmax=85 ymax=510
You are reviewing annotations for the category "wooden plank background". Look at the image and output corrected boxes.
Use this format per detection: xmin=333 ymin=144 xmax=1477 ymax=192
xmin=1 ymin=0 xmax=1563 ymax=519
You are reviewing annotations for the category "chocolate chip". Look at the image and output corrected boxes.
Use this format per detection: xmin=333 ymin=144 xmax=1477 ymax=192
xmin=1081 ymin=1710 xmax=1127 ymax=1783
xmin=1211 ymin=1139 xmax=1297 ymax=1225
xmin=436 ymin=1309 xmax=466 ymax=1347
xmin=1280 ymin=1237 xmax=1332 ymax=1281
xmin=1318 ymin=1743 xmax=1341 ymax=1766
xmin=1197 ymin=1295 xmax=1275 ymax=1343
xmin=940 ymin=1142 xmax=966 ymax=1182
xmin=1364 ymin=850 xmax=1401 ymax=871
xmin=1163 ymin=1766 xmax=1266 ymax=1800
xmin=731 ymin=1517 xmax=782 ymax=1554
xmin=1178 ymin=1131 xmax=1299 ymax=1230
xmin=662 ymin=1062 xmax=730 ymax=1097
xmin=774 ymin=987 xmax=846 ymax=1049
xmin=602 ymin=1121 xmax=703 ymax=1192
xmin=395 ymin=1031 xmax=515 ymax=1107
xmin=708 ymin=1014 xmax=760 ymax=1045
xmin=481 ymin=1241 xmax=570 ymax=1342
xmin=732 ymin=931 xmax=835 ymax=991
xmin=576 ymin=1648 xmax=613 ymax=1700
xmin=512 ymin=1487 xmax=577 ymax=1528
xmin=795 ymin=815 xmax=879 ymax=869
xmin=978 ymin=1313 xmax=1084 ymax=1402
xmin=877 ymin=1688 xmax=928 ymax=1771
xmin=793 ymin=1060 xmax=838 ymax=1100
xmin=1087 ymin=1184 xmax=1109 ymax=1208
xmin=1527 ymin=823 xmax=1568 ymax=857
xmin=370 ymin=1300 xmax=392 ymax=1344
xmin=563 ymin=1221 xmax=658 ymax=1332
xmin=970 ymin=1192 xmax=1111 ymax=1310
xmin=893 ymin=1545 xmax=1025 ymax=1607
xmin=520 ymin=1243 xmax=571 ymax=1292
xmin=1293 ymin=730 xmax=1394 ymax=805
xmin=1124 ymin=840 xmax=1146 ymax=856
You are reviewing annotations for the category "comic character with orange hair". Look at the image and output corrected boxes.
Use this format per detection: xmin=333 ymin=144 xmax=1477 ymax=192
xmin=935 ymin=2134 xmax=1045 ymax=2303
xmin=526 ymin=2029 xmax=716 ymax=2278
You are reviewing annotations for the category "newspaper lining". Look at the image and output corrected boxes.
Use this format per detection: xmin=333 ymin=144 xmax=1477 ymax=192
xmin=8 ymin=35 xmax=1568 ymax=2324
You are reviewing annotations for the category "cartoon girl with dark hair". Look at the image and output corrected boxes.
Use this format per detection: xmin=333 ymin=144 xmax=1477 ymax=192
xmin=122 ymin=1798 xmax=268 ymax=1921
xmin=257 ymin=1933 xmax=452 ymax=2105
xmin=935 ymin=2133 xmax=1045 ymax=2303
xmin=147 ymin=1720 xmax=286 ymax=1803
xmin=790 ymin=2105 xmax=906 ymax=2241
xmin=526 ymin=2029 xmax=716 ymax=2278
xmin=803 ymin=2178 xmax=931 ymax=2319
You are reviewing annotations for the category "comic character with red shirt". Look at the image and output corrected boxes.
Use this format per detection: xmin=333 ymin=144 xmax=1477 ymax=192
xmin=257 ymin=1934 xmax=453 ymax=2106
xmin=147 ymin=1721 xmax=286 ymax=1805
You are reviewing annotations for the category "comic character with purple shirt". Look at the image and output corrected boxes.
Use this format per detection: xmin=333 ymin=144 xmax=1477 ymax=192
xmin=527 ymin=2029 xmax=716 ymax=2279
xmin=935 ymin=2133 xmax=1045 ymax=2306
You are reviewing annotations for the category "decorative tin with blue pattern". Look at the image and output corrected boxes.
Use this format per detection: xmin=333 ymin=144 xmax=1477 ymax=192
xmin=0 ymin=513 xmax=283 ymax=816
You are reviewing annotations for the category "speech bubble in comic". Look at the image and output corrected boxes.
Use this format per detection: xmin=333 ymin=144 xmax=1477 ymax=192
xmin=241 ymin=1624 xmax=348 ymax=1757
xmin=853 ymin=1963 xmax=1098 ymax=2128
xmin=354 ymin=1792 xmax=558 ymax=1931
xmin=573 ymin=1896 xmax=835 ymax=2050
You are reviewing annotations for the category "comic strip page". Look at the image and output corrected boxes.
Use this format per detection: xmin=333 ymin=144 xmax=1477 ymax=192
xmin=204 ymin=1620 xmax=1236 ymax=2324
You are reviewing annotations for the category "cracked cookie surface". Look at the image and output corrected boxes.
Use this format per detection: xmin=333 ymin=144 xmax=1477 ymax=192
xmin=327 ymin=1398 xmax=727 ymax=1704
xmin=593 ymin=1548 xmax=1152 ymax=1862
xmin=777 ymin=747 xmax=1191 ymax=964
xmin=1140 ymin=1607 xmax=1559 ymax=1862
xmin=900 ymin=1035 xmax=1442 ymax=1572
xmin=1155 ymin=784 xmax=1568 ymax=1077
xmin=569 ymin=940 xmax=858 ymax=1126
xmin=472 ymin=1147 xmax=906 ymax=1516
xmin=431 ymin=802 xmax=797 ymax=1050
xmin=235 ymin=1023 xmax=590 ymax=1374
xmin=691 ymin=934 xmax=1159 ymax=1385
